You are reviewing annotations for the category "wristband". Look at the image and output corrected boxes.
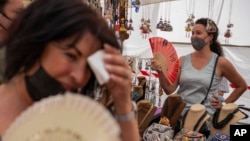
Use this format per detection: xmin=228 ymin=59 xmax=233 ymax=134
xmin=114 ymin=101 xmax=137 ymax=122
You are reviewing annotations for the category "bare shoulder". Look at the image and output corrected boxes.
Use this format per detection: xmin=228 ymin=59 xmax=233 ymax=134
xmin=217 ymin=56 xmax=234 ymax=68
xmin=178 ymin=56 xmax=185 ymax=67
xmin=217 ymin=56 xmax=239 ymax=77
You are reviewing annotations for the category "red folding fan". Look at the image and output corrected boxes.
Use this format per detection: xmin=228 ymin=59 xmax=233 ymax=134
xmin=149 ymin=37 xmax=179 ymax=84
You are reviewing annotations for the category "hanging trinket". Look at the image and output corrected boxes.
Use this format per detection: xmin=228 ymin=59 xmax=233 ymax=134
xmin=224 ymin=28 xmax=232 ymax=44
xmin=225 ymin=23 xmax=233 ymax=42
xmin=141 ymin=26 xmax=148 ymax=39
xmin=137 ymin=58 xmax=142 ymax=70
xmin=145 ymin=19 xmax=152 ymax=33
xmin=151 ymin=80 xmax=156 ymax=91
xmin=127 ymin=23 xmax=134 ymax=34
xmin=165 ymin=21 xmax=173 ymax=32
xmin=128 ymin=56 xmax=135 ymax=72
xmin=131 ymin=0 xmax=140 ymax=12
xmin=139 ymin=14 xmax=144 ymax=34
xmin=119 ymin=18 xmax=127 ymax=32
xmin=158 ymin=97 xmax=161 ymax=107
xmin=156 ymin=17 xmax=164 ymax=29
xmin=160 ymin=19 xmax=166 ymax=31
xmin=159 ymin=86 xmax=164 ymax=96
xmin=157 ymin=0 xmax=173 ymax=32
xmin=140 ymin=21 xmax=150 ymax=39
xmin=185 ymin=16 xmax=195 ymax=37
xmin=185 ymin=0 xmax=196 ymax=37
xmin=118 ymin=0 xmax=130 ymax=42
xmin=145 ymin=59 xmax=151 ymax=70
xmin=126 ymin=0 xmax=134 ymax=34
xmin=158 ymin=86 xmax=163 ymax=107
xmin=185 ymin=23 xmax=192 ymax=37
xmin=115 ymin=21 xmax=120 ymax=31
xmin=150 ymin=91 xmax=156 ymax=105
xmin=224 ymin=0 xmax=234 ymax=44
xmin=104 ymin=10 xmax=113 ymax=27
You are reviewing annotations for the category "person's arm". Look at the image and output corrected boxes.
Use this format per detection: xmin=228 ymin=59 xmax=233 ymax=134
xmin=113 ymin=101 xmax=140 ymax=141
xmin=103 ymin=44 xmax=140 ymax=141
xmin=222 ymin=58 xmax=247 ymax=103
xmin=211 ymin=57 xmax=247 ymax=109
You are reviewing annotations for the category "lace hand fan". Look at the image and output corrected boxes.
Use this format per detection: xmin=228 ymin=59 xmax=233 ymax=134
xmin=149 ymin=37 xmax=179 ymax=84
xmin=2 ymin=92 xmax=121 ymax=141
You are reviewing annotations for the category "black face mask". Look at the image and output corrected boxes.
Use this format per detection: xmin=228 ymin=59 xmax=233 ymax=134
xmin=25 ymin=66 xmax=66 ymax=101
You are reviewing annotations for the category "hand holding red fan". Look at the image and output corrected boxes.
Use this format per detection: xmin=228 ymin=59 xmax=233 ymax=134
xmin=149 ymin=37 xmax=179 ymax=84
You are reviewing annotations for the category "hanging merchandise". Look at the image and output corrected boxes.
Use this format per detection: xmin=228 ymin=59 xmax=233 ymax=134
xmin=106 ymin=0 xmax=130 ymax=53
xmin=185 ymin=0 xmax=196 ymax=37
xmin=156 ymin=16 xmax=164 ymax=29
xmin=104 ymin=0 xmax=112 ymax=28
xmin=145 ymin=0 xmax=152 ymax=34
xmin=139 ymin=0 xmax=152 ymax=39
xmin=139 ymin=4 xmax=146 ymax=38
xmin=156 ymin=2 xmax=164 ymax=30
xmin=156 ymin=0 xmax=164 ymax=30
xmin=164 ymin=0 xmax=173 ymax=32
xmin=224 ymin=0 xmax=233 ymax=44
xmin=87 ymin=0 xmax=102 ymax=15
xmin=118 ymin=0 xmax=129 ymax=41
xmin=149 ymin=79 xmax=157 ymax=105
xmin=103 ymin=0 xmax=119 ymax=31
xmin=158 ymin=86 xmax=164 ymax=107
xmin=105 ymin=0 xmax=130 ymax=42
xmin=149 ymin=37 xmax=179 ymax=84
xmin=185 ymin=23 xmax=192 ymax=37
xmin=224 ymin=28 xmax=232 ymax=44
xmin=159 ymin=0 xmax=173 ymax=32
xmin=131 ymin=0 xmax=140 ymax=12
xmin=127 ymin=0 xmax=134 ymax=35
xmin=137 ymin=58 xmax=143 ymax=70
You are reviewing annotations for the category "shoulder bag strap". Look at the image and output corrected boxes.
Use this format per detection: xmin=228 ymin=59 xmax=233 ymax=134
xmin=201 ymin=55 xmax=219 ymax=104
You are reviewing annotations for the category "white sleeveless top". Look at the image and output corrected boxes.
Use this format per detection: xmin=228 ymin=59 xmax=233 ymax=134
xmin=177 ymin=53 xmax=222 ymax=115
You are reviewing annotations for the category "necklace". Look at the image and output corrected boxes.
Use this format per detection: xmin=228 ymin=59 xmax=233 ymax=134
xmin=212 ymin=108 xmax=238 ymax=129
